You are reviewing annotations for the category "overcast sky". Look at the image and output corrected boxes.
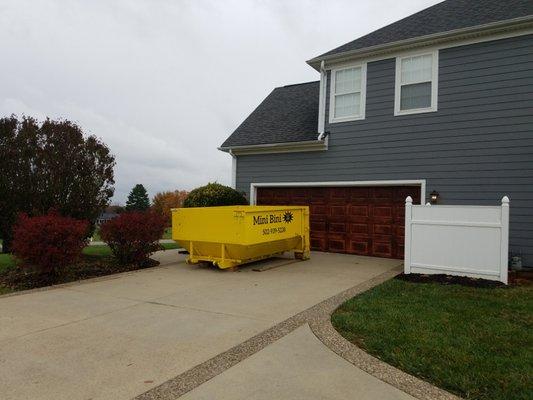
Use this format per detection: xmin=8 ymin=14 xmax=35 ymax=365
xmin=0 ymin=0 xmax=440 ymax=203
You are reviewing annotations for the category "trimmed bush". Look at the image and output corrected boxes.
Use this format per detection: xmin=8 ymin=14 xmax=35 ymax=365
xmin=183 ymin=183 xmax=247 ymax=207
xmin=12 ymin=212 xmax=89 ymax=275
xmin=100 ymin=212 xmax=166 ymax=265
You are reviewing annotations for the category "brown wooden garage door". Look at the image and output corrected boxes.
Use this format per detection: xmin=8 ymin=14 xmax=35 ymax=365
xmin=256 ymin=186 xmax=421 ymax=259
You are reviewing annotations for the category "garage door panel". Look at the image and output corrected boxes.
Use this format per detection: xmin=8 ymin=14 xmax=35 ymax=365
xmin=310 ymin=204 xmax=327 ymax=216
xmin=329 ymin=187 xmax=349 ymax=202
xmin=373 ymin=224 xmax=392 ymax=235
xmin=373 ymin=206 xmax=392 ymax=217
xmin=311 ymin=220 xmax=326 ymax=232
xmin=348 ymin=239 xmax=370 ymax=255
xmin=350 ymin=223 xmax=370 ymax=234
xmin=349 ymin=187 xmax=371 ymax=199
xmin=310 ymin=236 xmax=327 ymax=252
xmin=330 ymin=205 xmax=347 ymax=216
xmin=373 ymin=187 xmax=394 ymax=200
xmin=349 ymin=205 xmax=370 ymax=217
xmin=373 ymin=240 xmax=393 ymax=258
xmin=329 ymin=222 xmax=347 ymax=233
xmin=327 ymin=234 xmax=346 ymax=252
xmin=309 ymin=188 xmax=327 ymax=202
xmin=256 ymin=185 xmax=421 ymax=259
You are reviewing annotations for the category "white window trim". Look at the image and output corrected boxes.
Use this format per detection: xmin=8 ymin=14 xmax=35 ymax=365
xmin=329 ymin=63 xmax=367 ymax=123
xmin=394 ymin=50 xmax=439 ymax=116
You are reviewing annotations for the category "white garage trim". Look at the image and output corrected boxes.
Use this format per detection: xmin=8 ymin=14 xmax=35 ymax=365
xmin=250 ymin=179 xmax=426 ymax=205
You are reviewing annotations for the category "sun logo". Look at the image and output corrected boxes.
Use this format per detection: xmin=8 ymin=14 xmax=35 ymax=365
xmin=283 ymin=211 xmax=294 ymax=223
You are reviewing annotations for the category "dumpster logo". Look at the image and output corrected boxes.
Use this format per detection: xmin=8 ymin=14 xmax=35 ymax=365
xmin=283 ymin=211 xmax=294 ymax=223
xmin=253 ymin=211 xmax=294 ymax=225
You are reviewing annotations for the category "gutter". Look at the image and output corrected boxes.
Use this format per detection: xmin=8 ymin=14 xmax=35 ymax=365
xmin=307 ymin=15 xmax=533 ymax=70
xmin=218 ymin=139 xmax=327 ymax=155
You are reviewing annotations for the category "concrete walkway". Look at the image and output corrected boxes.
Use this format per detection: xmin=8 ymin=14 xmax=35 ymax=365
xmin=0 ymin=251 xmax=419 ymax=400
xmin=181 ymin=324 xmax=414 ymax=400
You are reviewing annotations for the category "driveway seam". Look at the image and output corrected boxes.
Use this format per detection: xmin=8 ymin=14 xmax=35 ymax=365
xmin=0 ymin=301 xmax=143 ymax=344
xmin=144 ymin=300 xmax=272 ymax=322
xmin=61 ymin=287 xmax=272 ymax=322
xmin=136 ymin=264 xmax=456 ymax=400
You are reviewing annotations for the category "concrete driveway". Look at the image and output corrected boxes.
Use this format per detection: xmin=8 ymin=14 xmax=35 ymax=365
xmin=0 ymin=251 xmax=404 ymax=400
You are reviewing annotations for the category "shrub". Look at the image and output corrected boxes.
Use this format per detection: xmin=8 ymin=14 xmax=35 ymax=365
xmin=12 ymin=211 xmax=89 ymax=275
xmin=183 ymin=183 xmax=247 ymax=207
xmin=100 ymin=211 xmax=166 ymax=265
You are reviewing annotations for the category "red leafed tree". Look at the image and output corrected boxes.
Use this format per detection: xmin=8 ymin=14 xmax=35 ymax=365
xmin=12 ymin=211 xmax=89 ymax=275
xmin=151 ymin=190 xmax=188 ymax=226
xmin=100 ymin=212 xmax=166 ymax=265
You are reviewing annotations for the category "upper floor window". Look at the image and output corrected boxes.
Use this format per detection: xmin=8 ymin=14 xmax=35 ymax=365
xmin=329 ymin=63 xmax=367 ymax=123
xmin=395 ymin=51 xmax=438 ymax=115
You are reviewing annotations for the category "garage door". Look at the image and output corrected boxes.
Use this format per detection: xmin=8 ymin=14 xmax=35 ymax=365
xmin=256 ymin=186 xmax=421 ymax=259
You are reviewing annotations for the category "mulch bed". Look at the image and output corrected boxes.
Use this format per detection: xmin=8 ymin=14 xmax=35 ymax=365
xmin=508 ymin=270 xmax=533 ymax=286
xmin=395 ymin=273 xmax=506 ymax=288
xmin=0 ymin=255 xmax=159 ymax=291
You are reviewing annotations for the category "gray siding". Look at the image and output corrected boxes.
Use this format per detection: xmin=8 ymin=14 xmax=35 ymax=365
xmin=235 ymin=34 xmax=533 ymax=265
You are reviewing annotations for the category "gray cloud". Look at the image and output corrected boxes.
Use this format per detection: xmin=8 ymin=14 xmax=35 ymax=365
xmin=0 ymin=0 xmax=439 ymax=202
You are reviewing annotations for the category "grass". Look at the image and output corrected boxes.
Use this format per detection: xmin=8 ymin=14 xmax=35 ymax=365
xmin=332 ymin=278 xmax=533 ymax=400
xmin=0 ymin=254 xmax=17 ymax=294
xmin=91 ymin=227 xmax=173 ymax=241
xmin=0 ymin=253 xmax=17 ymax=273
xmin=82 ymin=241 xmax=179 ymax=257
xmin=162 ymin=227 xmax=172 ymax=239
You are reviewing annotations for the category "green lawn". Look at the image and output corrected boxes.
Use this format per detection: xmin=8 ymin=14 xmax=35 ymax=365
xmin=92 ymin=227 xmax=173 ymax=241
xmin=0 ymin=253 xmax=17 ymax=273
xmin=0 ymin=254 xmax=16 ymax=295
xmin=162 ymin=227 xmax=172 ymax=239
xmin=332 ymin=278 xmax=533 ymax=400
xmin=82 ymin=241 xmax=179 ymax=257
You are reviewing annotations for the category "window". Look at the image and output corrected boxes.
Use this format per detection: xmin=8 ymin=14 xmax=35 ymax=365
xmin=329 ymin=64 xmax=366 ymax=123
xmin=395 ymin=51 xmax=438 ymax=115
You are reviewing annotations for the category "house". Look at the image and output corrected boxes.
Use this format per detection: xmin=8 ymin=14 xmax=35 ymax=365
xmin=96 ymin=212 xmax=118 ymax=225
xmin=220 ymin=0 xmax=533 ymax=265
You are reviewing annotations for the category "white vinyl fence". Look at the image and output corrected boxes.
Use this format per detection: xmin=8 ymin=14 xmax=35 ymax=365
xmin=404 ymin=196 xmax=509 ymax=284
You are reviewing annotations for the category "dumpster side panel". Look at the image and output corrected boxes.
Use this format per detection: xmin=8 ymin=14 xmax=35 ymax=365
xmin=171 ymin=206 xmax=310 ymax=268
xmin=172 ymin=207 xmax=244 ymax=244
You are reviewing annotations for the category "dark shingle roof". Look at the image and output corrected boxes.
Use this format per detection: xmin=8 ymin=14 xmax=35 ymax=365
xmin=314 ymin=0 xmax=533 ymax=60
xmin=221 ymin=81 xmax=319 ymax=148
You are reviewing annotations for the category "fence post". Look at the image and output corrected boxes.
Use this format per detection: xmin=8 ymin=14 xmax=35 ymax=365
xmin=404 ymin=196 xmax=413 ymax=275
xmin=500 ymin=196 xmax=510 ymax=284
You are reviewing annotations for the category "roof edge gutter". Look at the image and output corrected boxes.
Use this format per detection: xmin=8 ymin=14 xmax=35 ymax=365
xmin=218 ymin=139 xmax=327 ymax=155
xmin=306 ymin=15 xmax=533 ymax=70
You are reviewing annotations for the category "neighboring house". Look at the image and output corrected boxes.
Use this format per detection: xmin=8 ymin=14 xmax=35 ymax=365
xmin=96 ymin=212 xmax=118 ymax=225
xmin=220 ymin=0 xmax=533 ymax=265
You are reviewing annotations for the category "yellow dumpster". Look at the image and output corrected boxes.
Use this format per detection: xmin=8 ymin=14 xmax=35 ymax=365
xmin=171 ymin=206 xmax=310 ymax=269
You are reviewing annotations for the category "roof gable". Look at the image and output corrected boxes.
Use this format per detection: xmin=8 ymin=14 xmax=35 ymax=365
xmin=220 ymin=81 xmax=319 ymax=148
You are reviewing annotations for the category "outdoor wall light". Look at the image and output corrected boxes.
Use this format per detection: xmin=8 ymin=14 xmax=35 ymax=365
xmin=430 ymin=190 xmax=440 ymax=204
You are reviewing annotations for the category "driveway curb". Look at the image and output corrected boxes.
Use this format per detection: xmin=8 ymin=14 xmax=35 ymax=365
xmin=307 ymin=268 xmax=462 ymax=400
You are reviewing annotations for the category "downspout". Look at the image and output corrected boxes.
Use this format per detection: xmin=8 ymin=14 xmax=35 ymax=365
xmin=229 ymin=149 xmax=237 ymax=189
xmin=317 ymin=60 xmax=327 ymax=140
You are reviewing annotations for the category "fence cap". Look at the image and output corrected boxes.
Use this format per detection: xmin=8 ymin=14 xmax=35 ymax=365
xmin=405 ymin=196 xmax=413 ymax=204
xmin=501 ymin=196 xmax=510 ymax=204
